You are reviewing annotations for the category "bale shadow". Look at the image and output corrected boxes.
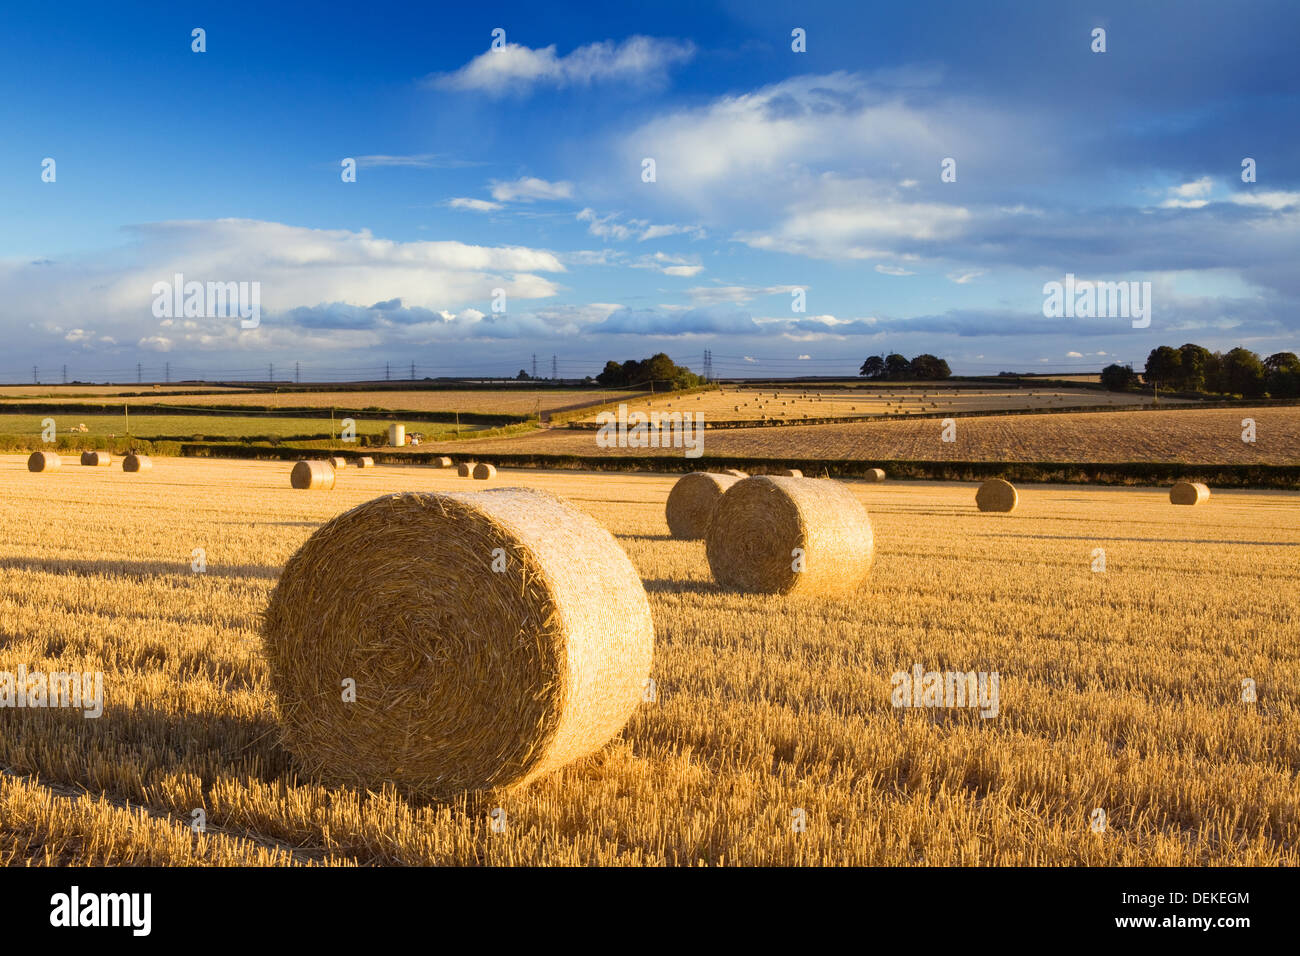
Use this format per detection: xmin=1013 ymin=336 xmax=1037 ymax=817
xmin=617 ymin=533 xmax=676 ymax=542
xmin=640 ymin=578 xmax=722 ymax=596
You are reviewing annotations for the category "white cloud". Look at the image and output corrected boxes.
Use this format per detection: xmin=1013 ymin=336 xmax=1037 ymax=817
xmin=946 ymin=269 xmax=986 ymax=284
xmin=354 ymin=154 xmax=468 ymax=168
xmin=447 ymin=197 xmax=503 ymax=212
xmin=662 ymin=265 xmax=703 ymax=277
xmin=490 ymin=177 xmax=574 ymax=202
xmin=1229 ymin=190 xmax=1300 ymax=210
xmin=797 ymin=354 xmax=811 ymax=360
xmin=1066 ymin=350 xmax=1083 ymax=357
xmin=138 ymin=335 xmax=174 ymax=352
xmin=432 ymin=36 xmax=695 ymax=95
xmin=576 ymin=207 xmax=705 ymax=242
xmin=875 ymin=264 xmax=915 ymax=276
xmin=685 ymin=284 xmax=800 ymax=306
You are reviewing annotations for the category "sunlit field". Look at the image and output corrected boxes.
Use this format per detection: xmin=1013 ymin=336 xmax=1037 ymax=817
xmin=2 ymin=456 xmax=1295 ymax=865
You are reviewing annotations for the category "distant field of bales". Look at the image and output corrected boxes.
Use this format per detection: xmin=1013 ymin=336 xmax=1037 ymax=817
xmin=422 ymin=406 xmax=1300 ymax=466
xmin=1 ymin=456 xmax=1295 ymax=865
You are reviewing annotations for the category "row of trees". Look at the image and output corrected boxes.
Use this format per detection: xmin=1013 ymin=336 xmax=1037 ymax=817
xmin=595 ymin=353 xmax=702 ymax=389
xmin=1101 ymin=344 xmax=1300 ymax=398
xmin=859 ymin=353 xmax=952 ymax=380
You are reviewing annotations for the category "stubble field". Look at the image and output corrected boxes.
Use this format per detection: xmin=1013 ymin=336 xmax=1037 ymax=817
xmin=1 ymin=456 xmax=1296 ymax=865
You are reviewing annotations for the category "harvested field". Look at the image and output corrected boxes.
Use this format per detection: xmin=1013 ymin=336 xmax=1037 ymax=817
xmin=1 ymin=455 xmax=1296 ymax=865
xmin=421 ymin=406 xmax=1300 ymax=466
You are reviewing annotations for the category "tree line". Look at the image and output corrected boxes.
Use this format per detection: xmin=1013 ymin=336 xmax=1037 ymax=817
xmin=1101 ymin=345 xmax=1300 ymax=398
xmin=858 ymin=353 xmax=952 ymax=380
xmin=594 ymin=353 xmax=703 ymax=389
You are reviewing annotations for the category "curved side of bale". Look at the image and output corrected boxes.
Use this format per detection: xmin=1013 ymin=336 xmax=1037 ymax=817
xmin=665 ymin=471 xmax=742 ymax=540
xmin=1170 ymin=481 xmax=1210 ymax=505
xmin=864 ymin=468 xmax=886 ymax=483
xmin=80 ymin=451 xmax=112 ymax=467
xmin=356 ymin=457 xmax=375 ymax=468
xmin=290 ymin=460 xmax=335 ymax=490
xmin=457 ymin=462 xmax=474 ymax=477
xmin=122 ymin=454 xmax=153 ymax=473
xmin=330 ymin=457 xmax=347 ymax=469
xmin=705 ymin=476 xmax=874 ymax=596
xmin=261 ymin=488 xmax=655 ymax=798
xmin=27 ymin=451 xmax=61 ymax=472
xmin=472 ymin=463 xmax=497 ymax=480
xmin=976 ymin=478 xmax=1018 ymax=512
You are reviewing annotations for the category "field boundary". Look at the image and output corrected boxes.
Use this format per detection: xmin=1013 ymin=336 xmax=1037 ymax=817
xmin=172 ymin=444 xmax=1300 ymax=488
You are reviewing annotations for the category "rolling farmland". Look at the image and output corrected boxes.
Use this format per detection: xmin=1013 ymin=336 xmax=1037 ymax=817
xmin=1 ymin=456 xmax=1296 ymax=865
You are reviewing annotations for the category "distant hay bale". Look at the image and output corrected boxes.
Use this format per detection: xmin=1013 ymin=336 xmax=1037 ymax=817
xmin=457 ymin=462 xmax=473 ymax=477
xmin=705 ymin=476 xmax=874 ymax=596
xmin=261 ymin=488 xmax=655 ymax=798
xmin=472 ymin=463 xmax=497 ymax=480
xmin=434 ymin=457 xmax=453 ymax=468
xmin=863 ymin=468 xmax=886 ymax=482
xmin=388 ymin=424 xmax=405 ymax=447
xmin=665 ymin=471 xmax=743 ymax=539
xmin=356 ymin=457 xmax=374 ymax=468
xmin=721 ymin=469 xmax=748 ymax=478
xmin=780 ymin=468 xmax=803 ymax=477
xmin=330 ymin=456 xmax=347 ymax=469
xmin=27 ymin=451 xmax=61 ymax=472
xmin=1170 ymin=481 xmax=1210 ymax=505
xmin=80 ymin=451 xmax=111 ymax=467
xmin=976 ymin=478 xmax=1018 ymax=512
xmin=290 ymin=460 xmax=335 ymax=490
xmin=122 ymin=454 xmax=153 ymax=473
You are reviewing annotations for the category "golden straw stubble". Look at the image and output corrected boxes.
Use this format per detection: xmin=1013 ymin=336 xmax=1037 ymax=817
xmin=705 ymin=475 xmax=874 ymax=596
xmin=261 ymin=488 xmax=655 ymax=798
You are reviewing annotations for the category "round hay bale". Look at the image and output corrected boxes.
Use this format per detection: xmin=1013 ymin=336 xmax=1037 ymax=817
xmin=27 ymin=451 xmax=61 ymax=472
xmin=705 ymin=476 xmax=874 ymax=596
xmin=388 ymin=424 xmax=405 ymax=447
xmin=290 ymin=460 xmax=335 ymax=490
xmin=356 ymin=457 xmax=375 ymax=469
xmin=457 ymin=462 xmax=473 ymax=477
xmin=122 ymin=454 xmax=153 ymax=473
xmin=80 ymin=451 xmax=112 ymax=467
xmin=262 ymin=488 xmax=655 ymax=798
xmin=721 ymin=469 xmax=748 ymax=478
xmin=665 ymin=471 xmax=743 ymax=539
xmin=976 ymin=478 xmax=1018 ymax=512
xmin=781 ymin=468 xmax=803 ymax=477
xmin=1170 ymin=481 xmax=1210 ymax=505
xmin=472 ymin=462 xmax=497 ymax=480
xmin=863 ymin=468 xmax=886 ymax=483
xmin=435 ymin=456 xmax=453 ymax=468
xmin=330 ymin=456 xmax=347 ymax=470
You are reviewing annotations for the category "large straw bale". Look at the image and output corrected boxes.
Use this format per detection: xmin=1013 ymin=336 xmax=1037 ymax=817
xmin=665 ymin=471 xmax=742 ymax=539
xmin=27 ymin=451 xmax=61 ymax=472
xmin=472 ymin=463 xmax=497 ymax=480
xmin=457 ymin=462 xmax=474 ymax=477
xmin=976 ymin=478 xmax=1017 ymax=512
xmin=262 ymin=488 xmax=655 ymax=797
xmin=290 ymin=460 xmax=335 ymax=490
xmin=863 ymin=468 xmax=886 ymax=482
xmin=705 ymin=476 xmax=874 ymax=595
xmin=1170 ymin=481 xmax=1210 ymax=505
xmin=122 ymin=454 xmax=153 ymax=473
xmin=80 ymin=451 xmax=112 ymax=467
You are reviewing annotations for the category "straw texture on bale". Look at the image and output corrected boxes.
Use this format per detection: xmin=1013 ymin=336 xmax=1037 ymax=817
xmin=27 ymin=451 xmax=61 ymax=472
xmin=976 ymin=478 xmax=1018 ymax=512
xmin=472 ymin=463 xmax=497 ymax=480
xmin=665 ymin=471 xmax=743 ymax=540
xmin=330 ymin=456 xmax=347 ymax=469
xmin=705 ymin=476 xmax=874 ymax=596
xmin=261 ymin=488 xmax=655 ymax=798
xmin=457 ymin=462 xmax=473 ymax=477
xmin=122 ymin=454 xmax=153 ymax=473
xmin=80 ymin=451 xmax=112 ymax=467
xmin=1170 ymin=481 xmax=1210 ymax=505
xmin=863 ymin=468 xmax=886 ymax=483
xmin=290 ymin=460 xmax=335 ymax=490
xmin=356 ymin=457 xmax=375 ymax=468
xmin=435 ymin=457 xmax=453 ymax=468
xmin=780 ymin=468 xmax=803 ymax=477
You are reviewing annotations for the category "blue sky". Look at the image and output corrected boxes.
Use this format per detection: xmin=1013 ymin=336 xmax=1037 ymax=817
xmin=1 ymin=0 xmax=1297 ymax=381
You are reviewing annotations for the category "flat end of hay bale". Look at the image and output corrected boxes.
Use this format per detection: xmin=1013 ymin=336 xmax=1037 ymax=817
xmin=261 ymin=488 xmax=655 ymax=798
xmin=976 ymin=478 xmax=1017 ymax=512
xmin=1170 ymin=481 xmax=1210 ymax=505
xmin=705 ymin=476 xmax=874 ymax=595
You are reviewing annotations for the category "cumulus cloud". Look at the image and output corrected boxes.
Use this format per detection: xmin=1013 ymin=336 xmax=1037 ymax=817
xmin=446 ymin=197 xmax=503 ymax=212
xmin=431 ymin=36 xmax=695 ymax=95
xmin=594 ymin=305 xmax=759 ymax=336
xmin=875 ymin=264 xmax=916 ymax=276
xmin=576 ymin=207 xmax=704 ymax=242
